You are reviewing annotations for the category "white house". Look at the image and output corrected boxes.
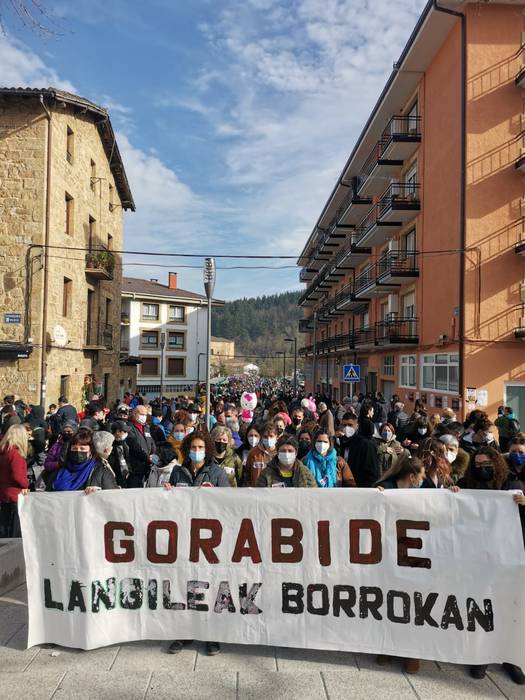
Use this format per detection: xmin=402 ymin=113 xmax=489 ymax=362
xmin=121 ymin=273 xmax=223 ymax=399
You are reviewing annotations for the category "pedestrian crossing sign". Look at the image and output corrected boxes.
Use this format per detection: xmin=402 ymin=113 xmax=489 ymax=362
xmin=342 ymin=364 xmax=360 ymax=382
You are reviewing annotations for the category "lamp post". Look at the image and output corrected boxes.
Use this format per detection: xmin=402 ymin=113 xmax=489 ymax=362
xmin=284 ymin=336 xmax=297 ymax=396
xmin=203 ymin=258 xmax=216 ymax=430
xmin=159 ymin=331 xmax=166 ymax=401
xmin=276 ymin=350 xmax=286 ymax=380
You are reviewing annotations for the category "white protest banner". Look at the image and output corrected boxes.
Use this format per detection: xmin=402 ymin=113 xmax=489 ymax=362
xmin=19 ymin=488 xmax=525 ymax=666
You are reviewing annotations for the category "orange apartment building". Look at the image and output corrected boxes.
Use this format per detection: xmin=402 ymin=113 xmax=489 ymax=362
xmin=298 ymin=0 xmax=525 ymax=421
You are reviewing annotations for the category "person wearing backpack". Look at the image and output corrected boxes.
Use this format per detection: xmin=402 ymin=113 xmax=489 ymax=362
xmin=495 ymin=406 xmax=520 ymax=452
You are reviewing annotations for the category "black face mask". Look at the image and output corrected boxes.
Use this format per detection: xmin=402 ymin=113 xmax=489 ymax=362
xmin=62 ymin=433 xmax=72 ymax=441
xmin=298 ymin=440 xmax=310 ymax=458
xmin=474 ymin=466 xmax=494 ymax=483
xmin=70 ymin=451 xmax=90 ymax=465
xmin=214 ymin=442 xmax=227 ymax=455
xmin=292 ymin=417 xmax=301 ymax=426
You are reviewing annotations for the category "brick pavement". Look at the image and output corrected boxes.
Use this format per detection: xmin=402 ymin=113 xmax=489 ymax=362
xmin=0 ymin=585 xmax=522 ymax=700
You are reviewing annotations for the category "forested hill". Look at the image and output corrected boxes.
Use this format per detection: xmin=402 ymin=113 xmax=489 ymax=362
xmin=211 ymin=291 xmax=302 ymax=360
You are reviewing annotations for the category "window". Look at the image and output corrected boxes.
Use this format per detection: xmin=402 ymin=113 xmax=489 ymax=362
xmin=167 ymin=357 xmax=185 ymax=376
xmin=383 ymin=355 xmax=395 ymax=377
xmin=90 ymin=159 xmax=96 ymax=191
xmin=421 ymin=354 xmax=459 ymax=393
xmin=407 ymin=101 xmax=419 ymax=132
xmin=66 ymin=127 xmax=74 ymax=164
xmin=105 ymin=297 xmax=111 ymax=324
xmin=60 ymin=375 xmax=70 ymax=397
xmin=400 ymin=355 xmax=416 ymax=388
xmin=108 ymin=184 xmax=114 ymax=211
xmin=402 ymin=291 xmax=415 ymax=319
xmin=88 ymin=216 xmax=96 ymax=248
xmin=142 ymin=303 xmax=159 ymax=320
xmin=169 ymin=305 xmax=185 ymax=322
xmin=140 ymin=357 xmax=159 ymax=376
xmin=141 ymin=330 xmax=159 ymax=347
xmin=62 ymin=278 xmax=72 ymax=317
xmin=402 ymin=229 xmax=416 ymax=255
xmin=65 ymin=193 xmax=73 ymax=235
xmin=168 ymin=331 xmax=184 ymax=349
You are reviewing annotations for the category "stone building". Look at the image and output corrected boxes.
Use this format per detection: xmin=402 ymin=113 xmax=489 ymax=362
xmin=0 ymin=87 xmax=134 ymax=407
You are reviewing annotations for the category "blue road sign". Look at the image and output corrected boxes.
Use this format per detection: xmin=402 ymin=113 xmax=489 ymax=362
xmin=342 ymin=363 xmax=360 ymax=382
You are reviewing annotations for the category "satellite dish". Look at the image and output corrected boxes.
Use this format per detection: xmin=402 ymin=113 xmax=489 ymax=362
xmin=53 ymin=325 xmax=68 ymax=347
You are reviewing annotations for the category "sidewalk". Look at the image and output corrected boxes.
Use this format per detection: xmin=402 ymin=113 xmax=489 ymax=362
xmin=0 ymin=584 xmax=521 ymax=699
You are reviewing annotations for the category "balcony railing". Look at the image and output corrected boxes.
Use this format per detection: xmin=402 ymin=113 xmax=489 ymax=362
xmin=376 ymin=250 xmax=418 ymax=278
xmin=85 ymin=247 xmax=115 ymax=280
xmin=85 ymin=323 xmax=113 ymax=350
xmin=354 ymin=325 xmax=376 ymax=346
xmin=354 ymin=205 xmax=378 ymax=245
xmin=377 ymin=182 xmax=420 ymax=220
xmin=376 ymin=318 xmax=418 ymax=346
xmin=299 ymin=318 xmax=314 ymax=333
xmin=354 ymin=267 xmax=374 ymax=296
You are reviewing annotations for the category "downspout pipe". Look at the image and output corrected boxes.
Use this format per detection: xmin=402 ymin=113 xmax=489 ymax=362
xmin=433 ymin=1 xmax=466 ymax=416
xmin=39 ymin=94 xmax=52 ymax=408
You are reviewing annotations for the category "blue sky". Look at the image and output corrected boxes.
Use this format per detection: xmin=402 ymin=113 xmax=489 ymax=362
xmin=1 ymin=0 xmax=427 ymax=300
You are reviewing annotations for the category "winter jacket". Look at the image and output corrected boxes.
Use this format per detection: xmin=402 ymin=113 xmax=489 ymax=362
xmin=376 ymin=439 xmax=409 ymax=475
xmin=347 ymin=434 xmax=380 ymax=487
xmin=215 ymin=447 xmax=242 ymax=487
xmin=242 ymin=445 xmax=276 ymax=486
xmin=166 ymin=435 xmax=184 ymax=464
xmin=449 ymin=447 xmax=470 ymax=484
xmin=108 ymin=440 xmax=131 ymax=487
xmin=256 ymin=457 xmax=317 ymax=488
xmin=169 ymin=461 xmax=231 ymax=487
xmin=126 ymin=420 xmax=155 ymax=475
xmin=146 ymin=463 xmax=175 ymax=487
xmin=373 ymin=400 xmax=388 ymax=425
xmin=387 ymin=409 xmax=410 ymax=438
xmin=0 ymin=446 xmax=29 ymax=502
xmin=51 ymin=404 xmax=78 ymax=435
xmin=44 ymin=437 xmax=69 ymax=472
xmin=318 ymin=410 xmax=335 ymax=437
xmin=45 ymin=459 xmax=117 ymax=491
xmin=303 ymin=448 xmax=338 ymax=487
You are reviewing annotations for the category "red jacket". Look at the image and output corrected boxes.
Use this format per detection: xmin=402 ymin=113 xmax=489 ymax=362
xmin=0 ymin=446 xmax=29 ymax=503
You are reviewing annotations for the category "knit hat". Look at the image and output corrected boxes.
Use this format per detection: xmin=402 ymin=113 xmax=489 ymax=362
xmin=111 ymin=420 xmax=130 ymax=434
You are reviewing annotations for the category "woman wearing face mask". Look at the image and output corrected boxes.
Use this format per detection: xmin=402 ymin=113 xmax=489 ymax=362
xmin=256 ymin=435 xmax=317 ymax=488
xmin=416 ymin=437 xmax=453 ymax=488
xmin=458 ymin=446 xmax=525 ymax=686
xmin=46 ymin=428 xmax=117 ymax=492
xmin=237 ymin=424 xmax=261 ymax=467
xmin=297 ymin=428 xmax=313 ymax=460
xmin=224 ymin=413 xmax=242 ymax=449
xmin=44 ymin=420 xmax=77 ymax=474
xmin=272 ymin=414 xmax=289 ymax=439
xmin=210 ymin=425 xmax=242 ymax=486
xmin=303 ymin=429 xmax=355 ymax=488
xmin=460 ymin=418 xmax=499 ymax=455
xmin=167 ymin=421 xmax=187 ymax=464
xmin=335 ymin=412 xmax=358 ymax=463
xmin=377 ymin=422 xmax=407 ymax=475
xmin=164 ymin=431 xmax=229 ymax=658
xmin=242 ymin=423 xmax=278 ymax=486
xmin=438 ymin=433 xmax=469 ymax=484
xmin=403 ymin=417 xmax=430 ymax=451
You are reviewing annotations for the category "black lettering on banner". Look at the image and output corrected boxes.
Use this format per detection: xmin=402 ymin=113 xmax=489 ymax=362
xmin=91 ymin=578 xmax=116 ymax=613
xmin=282 ymin=583 xmax=304 ymax=614
xmin=163 ymin=580 xmax=186 ymax=610
xmin=214 ymin=581 xmax=236 ymax=613
xmin=120 ymin=578 xmax=143 ymax=609
xmin=148 ymin=580 xmax=158 ymax=610
xmin=67 ymin=580 xmax=87 ymax=613
xmin=386 ymin=590 xmax=410 ymax=624
xmin=466 ymin=598 xmax=494 ymax=632
xmin=44 ymin=578 xmax=63 ymax=611
xmin=359 ymin=586 xmax=383 ymax=620
xmin=441 ymin=595 xmax=464 ymax=630
xmin=414 ymin=592 xmax=439 ymax=627
xmin=239 ymin=583 xmax=262 ymax=615
xmin=333 ymin=585 xmax=356 ymax=618
xmin=187 ymin=580 xmax=209 ymax=611
xmin=306 ymin=584 xmax=330 ymax=616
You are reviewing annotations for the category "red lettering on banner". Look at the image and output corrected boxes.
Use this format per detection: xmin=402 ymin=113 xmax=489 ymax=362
xmin=189 ymin=519 xmax=223 ymax=563
xmin=317 ymin=521 xmax=331 ymax=567
xmin=231 ymin=518 xmax=262 ymax=564
xmin=271 ymin=518 xmax=303 ymax=563
xmin=396 ymin=520 xmax=431 ymax=569
xmin=104 ymin=522 xmax=135 ymax=563
xmin=147 ymin=521 xmax=178 ymax=563
xmin=349 ymin=520 xmax=382 ymax=565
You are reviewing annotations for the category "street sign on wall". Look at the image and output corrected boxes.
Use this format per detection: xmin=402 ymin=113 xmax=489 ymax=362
xmin=342 ymin=364 xmax=360 ymax=382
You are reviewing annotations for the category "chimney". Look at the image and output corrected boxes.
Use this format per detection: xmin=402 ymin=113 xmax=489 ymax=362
xmin=168 ymin=272 xmax=178 ymax=289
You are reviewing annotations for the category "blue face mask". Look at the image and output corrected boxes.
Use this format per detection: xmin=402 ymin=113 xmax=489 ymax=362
xmin=152 ymin=416 xmax=161 ymax=425
xmin=510 ymin=452 xmax=525 ymax=466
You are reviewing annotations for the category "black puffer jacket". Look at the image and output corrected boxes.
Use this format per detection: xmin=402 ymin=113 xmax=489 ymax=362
xmin=126 ymin=421 xmax=155 ymax=475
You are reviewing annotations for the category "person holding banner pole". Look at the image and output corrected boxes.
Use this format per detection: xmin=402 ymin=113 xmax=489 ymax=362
xmin=0 ymin=424 xmax=29 ymax=537
xmin=458 ymin=446 xmax=525 ymax=685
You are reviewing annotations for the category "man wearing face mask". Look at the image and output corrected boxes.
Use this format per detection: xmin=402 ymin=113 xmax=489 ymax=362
xmin=256 ymin=435 xmax=317 ymax=488
xmin=460 ymin=417 xmax=500 ymax=455
xmin=125 ymin=405 xmax=155 ymax=488
xmin=243 ymin=423 xmax=278 ymax=486
xmin=224 ymin=407 xmax=242 ymax=448
xmin=335 ymin=412 xmax=358 ymax=464
xmin=108 ymin=420 xmax=131 ymax=487
xmin=285 ymin=408 xmax=304 ymax=436
xmin=44 ymin=420 xmax=77 ymax=474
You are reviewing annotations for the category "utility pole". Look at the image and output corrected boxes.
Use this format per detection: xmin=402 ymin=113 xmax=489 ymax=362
xmin=203 ymin=258 xmax=216 ymax=430
xmin=285 ymin=336 xmax=298 ymax=396
xmin=159 ymin=331 xmax=166 ymax=401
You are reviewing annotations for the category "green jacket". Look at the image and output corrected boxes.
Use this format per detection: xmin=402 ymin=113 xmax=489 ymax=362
xmin=256 ymin=457 xmax=317 ymax=488
xmin=376 ymin=439 xmax=408 ymax=475
xmin=215 ymin=447 xmax=242 ymax=486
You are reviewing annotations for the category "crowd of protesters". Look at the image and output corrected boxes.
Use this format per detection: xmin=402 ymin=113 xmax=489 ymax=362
xmin=0 ymin=385 xmax=524 ymax=681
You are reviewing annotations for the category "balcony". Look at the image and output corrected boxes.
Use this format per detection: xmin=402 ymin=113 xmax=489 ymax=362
xmin=376 ymin=251 xmax=419 ymax=285
xmin=85 ymin=249 xmax=115 ymax=280
xmin=377 ymin=182 xmax=420 ymax=223
xmin=353 ymin=325 xmax=376 ymax=350
xmin=299 ymin=344 xmax=313 ymax=357
xmin=121 ymin=312 xmax=130 ymax=326
xmin=84 ymin=324 xmax=113 ymax=351
xmin=376 ymin=317 xmax=419 ymax=347
xmin=299 ymin=267 xmax=315 ymax=282
xmin=354 ymin=204 xmax=401 ymax=248
xmin=299 ymin=318 xmax=314 ymax=333
xmin=353 ymin=268 xmax=375 ymax=300
xmin=358 ymin=116 xmax=421 ymax=197
xmin=337 ymin=188 xmax=373 ymax=226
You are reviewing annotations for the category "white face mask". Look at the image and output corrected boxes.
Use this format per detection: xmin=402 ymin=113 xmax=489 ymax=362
xmin=315 ymin=441 xmax=329 ymax=455
xmin=248 ymin=435 xmax=260 ymax=447
xmin=382 ymin=431 xmax=394 ymax=443
xmin=485 ymin=433 xmax=495 ymax=444
xmin=136 ymin=414 xmax=147 ymax=425
xmin=278 ymin=451 xmax=296 ymax=467
xmin=189 ymin=413 xmax=198 ymax=422
xmin=417 ymin=427 xmax=427 ymax=435
xmin=344 ymin=426 xmax=355 ymax=438
xmin=446 ymin=450 xmax=456 ymax=464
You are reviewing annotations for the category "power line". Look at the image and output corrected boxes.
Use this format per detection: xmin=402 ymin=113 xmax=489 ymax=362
xmin=41 ymin=254 xmax=297 ymax=270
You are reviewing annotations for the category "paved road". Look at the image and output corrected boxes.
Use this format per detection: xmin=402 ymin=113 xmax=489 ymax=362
xmin=0 ymin=584 xmax=522 ymax=699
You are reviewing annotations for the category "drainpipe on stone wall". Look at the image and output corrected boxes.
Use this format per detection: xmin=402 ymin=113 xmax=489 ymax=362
xmin=39 ymin=94 xmax=52 ymax=408
xmin=433 ymin=0 xmax=466 ymax=416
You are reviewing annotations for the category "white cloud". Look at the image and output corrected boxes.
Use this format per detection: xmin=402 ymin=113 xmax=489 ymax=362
xmin=0 ymin=33 xmax=74 ymax=90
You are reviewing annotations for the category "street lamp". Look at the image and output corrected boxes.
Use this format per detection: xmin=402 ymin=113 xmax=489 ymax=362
xmin=284 ymin=336 xmax=297 ymax=396
xmin=159 ymin=332 xmax=166 ymax=401
xmin=276 ymin=350 xmax=286 ymax=380
xmin=203 ymin=257 xmax=216 ymax=430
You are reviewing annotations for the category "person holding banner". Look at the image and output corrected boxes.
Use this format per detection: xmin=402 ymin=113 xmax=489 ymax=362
xmin=458 ymin=446 xmax=525 ymax=685
xmin=256 ymin=435 xmax=317 ymax=488
xmin=0 ymin=424 xmax=29 ymax=537
xmin=376 ymin=454 xmax=425 ymax=491
xmin=302 ymin=429 xmax=355 ymax=487
xmin=417 ymin=438 xmax=453 ymax=488
xmin=242 ymin=422 xmax=278 ymax=486
xmin=45 ymin=428 xmax=118 ymax=492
